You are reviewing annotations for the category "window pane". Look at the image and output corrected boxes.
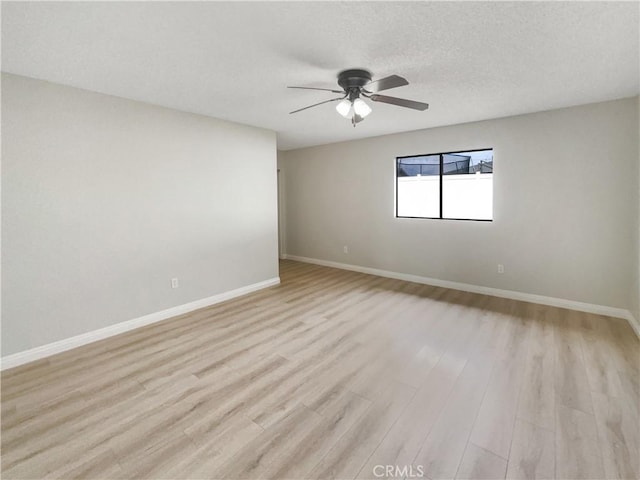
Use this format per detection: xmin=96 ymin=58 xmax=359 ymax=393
xmin=443 ymin=153 xmax=471 ymax=175
xmin=397 ymin=155 xmax=440 ymax=218
xmin=442 ymin=150 xmax=493 ymax=220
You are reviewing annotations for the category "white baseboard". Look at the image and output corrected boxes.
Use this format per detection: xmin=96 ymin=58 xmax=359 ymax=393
xmin=0 ymin=277 xmax=280 ymax=371
xmin=282 ymin=254 xmax=638 ymax=336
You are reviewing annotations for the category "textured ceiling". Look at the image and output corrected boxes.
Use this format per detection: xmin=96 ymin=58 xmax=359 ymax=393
xmin=2 ymin=1 xmax=638 ymax=150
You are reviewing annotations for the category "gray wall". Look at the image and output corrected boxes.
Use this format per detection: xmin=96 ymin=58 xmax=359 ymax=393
xmin=277 ymin=152 xmax=288 ymax=258
xmin=280 ymin=97 xmax=639 ymax=313
xmin=2 ymin=73 xmax=279 ymax=356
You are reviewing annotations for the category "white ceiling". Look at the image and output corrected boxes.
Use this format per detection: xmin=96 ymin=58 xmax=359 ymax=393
xmin=2 ymin=1 xmax=638 ymax=150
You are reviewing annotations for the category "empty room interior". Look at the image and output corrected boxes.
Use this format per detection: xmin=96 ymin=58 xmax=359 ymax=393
xmin=1 ymin=2 xmax=639 ymax=480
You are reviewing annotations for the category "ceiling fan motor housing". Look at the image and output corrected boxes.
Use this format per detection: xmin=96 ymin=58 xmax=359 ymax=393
xmin=337 ymin=69 xmax=372 ymax=93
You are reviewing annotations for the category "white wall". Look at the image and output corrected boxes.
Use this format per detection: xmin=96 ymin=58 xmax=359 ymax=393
xmin=280 ymin=97 xmax=639 ymax=313
xmin=1 ymin=73 xmax=279 ymax=356
xmin=633 ymin=96 xmax=640 ymax=325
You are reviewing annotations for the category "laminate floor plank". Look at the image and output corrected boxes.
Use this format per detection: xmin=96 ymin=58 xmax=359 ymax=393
xmin=516 ymin=305 xmax=555 ymax=431
xmin=590 ymin=390 xmax=639 ymax=480
xmin=579 ymin=314 xmax=626 ymax=397
xmin=261 ymin=389 xmax=372 ymax=480
xmin=168 ymin=414 xmax=265 ymax=479
xmin=470 ymin=301 xmax=531 ymax=460
xmin=355 ymin=293 xmax=496 ymax=480
xmin=554 ymin=309 xmax=595 ymax=415
xmin=412 ymin=297 xmax=511 ymax=480
xmin=1 ymin=260 xmax=637 ymax=480
xmin=505 ymin=419 xmax=555 ymax=480
xmin=555 ymin=404 xmax=605 ymax=480
xmin=306 ymin=380 xmax=416 ymax=480
xmin=212 ymin=404 xmax=325 ymax=480
xmin=456 ymin=442 xmax=507 ymax=480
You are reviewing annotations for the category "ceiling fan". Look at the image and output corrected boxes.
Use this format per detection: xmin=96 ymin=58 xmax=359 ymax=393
xmin=288 ymin=69 xmax=428 ymax=127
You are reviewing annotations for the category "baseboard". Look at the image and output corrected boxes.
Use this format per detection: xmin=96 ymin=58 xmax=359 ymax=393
xmin=282 ymin=254 xmax=638 ymax=335
xmin=0 ymin=276 xmax=280 ymax=371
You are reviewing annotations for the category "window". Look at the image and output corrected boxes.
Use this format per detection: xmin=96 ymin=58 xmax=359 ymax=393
xmin=396 ymin=148 xmax=493 ymax=221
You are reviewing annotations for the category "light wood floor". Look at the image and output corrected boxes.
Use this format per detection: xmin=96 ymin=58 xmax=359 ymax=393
xmin=2 ymin=260 xmax=639 ymax=479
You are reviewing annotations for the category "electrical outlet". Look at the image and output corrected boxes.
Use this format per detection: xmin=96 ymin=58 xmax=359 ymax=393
xmin=343 ymin=245 xmax=349 ymax=254
xmin=171 ymin=278 xmax=179 ymax=288
xmin=497 ymin=264 xmax=504 ymax=274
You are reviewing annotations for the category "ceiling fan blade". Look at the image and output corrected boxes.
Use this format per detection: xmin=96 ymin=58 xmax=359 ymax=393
xmin=289 ymin=96 xmax=345 ymax=114
xmin=287 ymin=86 xmax=344 ymax=94
xmin=369 ymin=94 xmax=429 ymax=111
xmin=366 ymin=75 xmax=409 ymax=92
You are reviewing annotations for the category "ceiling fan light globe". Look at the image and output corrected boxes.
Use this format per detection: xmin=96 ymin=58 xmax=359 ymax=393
xmin=336 ymin=99 xmax=352 ymax=118
xmin=353 ymin=98 xmax=372 ymax=117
